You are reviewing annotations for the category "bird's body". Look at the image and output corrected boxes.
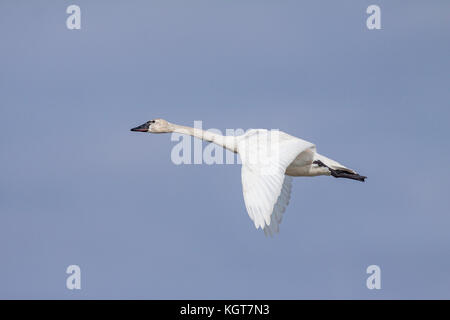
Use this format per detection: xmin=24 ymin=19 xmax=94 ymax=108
xmin=131 ymin=119 xmax=366 ymax=235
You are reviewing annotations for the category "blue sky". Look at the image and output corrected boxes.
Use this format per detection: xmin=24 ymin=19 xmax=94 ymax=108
xmin=1 ymin=0 xmax=450 ymax=299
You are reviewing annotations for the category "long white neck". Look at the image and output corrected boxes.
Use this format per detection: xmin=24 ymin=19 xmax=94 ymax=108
xmin=170 ymin=123 xmax=237 ymax=153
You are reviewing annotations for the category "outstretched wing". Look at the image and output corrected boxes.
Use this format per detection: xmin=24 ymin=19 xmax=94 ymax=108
xmin=237 ymin=130 xmax=315 ymax=231
xmin=263 ymin=175 xmax=292 ymax=236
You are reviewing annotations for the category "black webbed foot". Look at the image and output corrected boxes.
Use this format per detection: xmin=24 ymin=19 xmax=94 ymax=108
xmin=313 ymin=160 xmax=328 ymax=168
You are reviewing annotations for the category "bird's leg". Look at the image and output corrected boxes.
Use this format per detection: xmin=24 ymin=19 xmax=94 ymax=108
xmin=314 ymin=160 xmax=366 ymax=182
xmin=313 ymin=160 xmax=327 ymax=168
xmin=313 ymin=160 xmax=338 ymax=177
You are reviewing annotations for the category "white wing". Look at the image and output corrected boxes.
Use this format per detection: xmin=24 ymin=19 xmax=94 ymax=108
xmin=264 ymin=175 xmax=292 ymax=236
xmin=237 ymin=129 xmax=315 ymax=232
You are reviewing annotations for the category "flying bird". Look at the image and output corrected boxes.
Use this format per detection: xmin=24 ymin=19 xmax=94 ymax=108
xmin=131 ymin=119 xmax=366 ymax=235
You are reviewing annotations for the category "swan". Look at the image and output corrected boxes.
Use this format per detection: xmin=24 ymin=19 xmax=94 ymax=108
xmin=131 ymin=119 xmax=366 ymax=235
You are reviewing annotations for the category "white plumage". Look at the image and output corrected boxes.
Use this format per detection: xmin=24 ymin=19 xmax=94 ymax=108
xmin=237 ymin=129 xmax=313 ymax=231
xmin=131 ymin=119 xmax=366 ymax=235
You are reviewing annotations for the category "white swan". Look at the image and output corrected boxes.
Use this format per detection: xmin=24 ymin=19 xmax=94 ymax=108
xmin=131 ymin=119 xmax=366 ymax=235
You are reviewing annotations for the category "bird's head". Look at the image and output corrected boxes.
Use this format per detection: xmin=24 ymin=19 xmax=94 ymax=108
xmin=130 ymin=118 xmax=172 ymax=133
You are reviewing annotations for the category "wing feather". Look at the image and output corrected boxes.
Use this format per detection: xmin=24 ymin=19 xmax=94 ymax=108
xmin=238 ymin=130 xmax=315 ymax=232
